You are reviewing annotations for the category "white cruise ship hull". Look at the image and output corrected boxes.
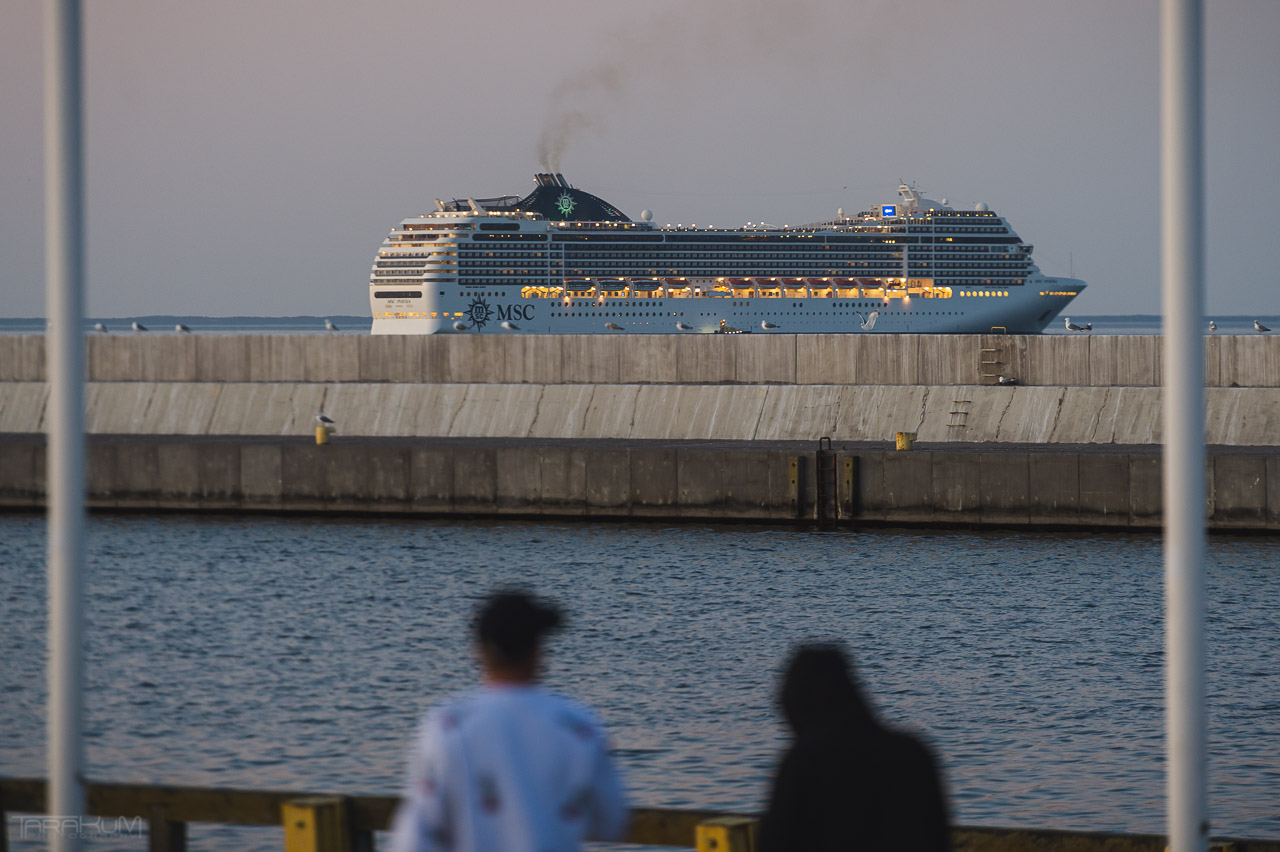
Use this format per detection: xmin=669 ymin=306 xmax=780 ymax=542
xmin=369 ymin=175 xmax=1087 ymax=335
xmin=372 ymin=276 xmax=1085 ymax=335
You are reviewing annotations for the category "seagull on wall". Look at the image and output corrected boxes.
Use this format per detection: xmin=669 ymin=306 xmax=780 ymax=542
xmin=675 ymin=321 xmax=693 ymax=331
xmin=1208 ymin=320 xmax=1216 ymax=334
xmin=131 ymin=321 xmax=148 ymax=332
xmin=605 ymin=322 xmax=624 ymax=331
xmin=1064 ymin=317 xmax=1092 ymax=332
xmin=453 ymin=321 xmax=469 ymax=331
xmin=175 ymin=324 xmax=191 ymax=333
xmin=94 ymin=322 xmax=108 ymax=333
xmin=856 ymin=310 xmax=879 ymax=331
xmin=324 ymin=318 xmax=339 ymax=331
xmin=500 ymin=321 xmax=520 ymax=331
xmin=315 ymin=412 xmax=335 ymax=426
xmin=1255 ymin=320 xmax=1271 ymax=333
xmin=760 ymin=320 xmax=780 ymax=330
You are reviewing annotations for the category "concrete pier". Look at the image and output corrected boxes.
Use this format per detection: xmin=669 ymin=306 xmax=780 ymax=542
xmin=2 ymin=380 xmax=1280 ymax=446
xmin=3 ymin=332 xmax=1280 ymax=387
xmin=3 ymin=333 xmax=1278 ymax=529
xmin=2 ymin=436 xmax=1278 ymax=531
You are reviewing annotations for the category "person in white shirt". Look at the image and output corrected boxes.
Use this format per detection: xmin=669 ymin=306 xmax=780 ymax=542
xmin=389 ymin=590 xmax=628 ymax=852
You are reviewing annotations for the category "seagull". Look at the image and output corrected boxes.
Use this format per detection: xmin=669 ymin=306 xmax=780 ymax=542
xmin=674 ymin=321 xmax=693 ymax=331
xmin=1208 ymin=320 xmax=1217 ymax=334
xmin=315 ymin=412 xmax=335 ymax=426
xmin=997 ymin=375 xmax=1019 ymax=385
xmin=500 ymin=320 xmax=520 ymax=331
xmin=94 ymin=322 xmax=108 ymax=333
xmin=604 ymin=321 xmax=624 ymax=331
xmin=760 ymin=320 xmax=780 ymax=330
xmin=453 ymin=321 xmax=469 ymax=332
xmin=1255 ymin=320 xmax=1271 ymax=333
xmin=856 ymin=310 xmax=879 ymax=331
xmin=1064 ymin=317 xmax=1092 ymax=332
xmin=175 ymin=324 xmax=191 ymax=333
xmin=132 ymin=321 xmax=148 ymax=332
xmin=324 ymin=318 xmax=339 ymax=331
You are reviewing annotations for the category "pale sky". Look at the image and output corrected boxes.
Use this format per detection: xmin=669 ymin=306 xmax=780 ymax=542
xmin=2 ymin=0 xmax=1278 ymax=319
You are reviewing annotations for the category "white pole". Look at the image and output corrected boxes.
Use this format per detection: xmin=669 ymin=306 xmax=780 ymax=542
xmin=1161 ymin=1 xmax=1207 ymax=851
xmin=45 ymin=0 xmax=86 ymax=849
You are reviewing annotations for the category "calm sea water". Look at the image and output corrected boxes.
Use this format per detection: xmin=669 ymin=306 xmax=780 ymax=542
xmin=1 ymin=515 xmax=1277 ymax=849
xmin=2 ymin=315 xmax=1278 ymax=335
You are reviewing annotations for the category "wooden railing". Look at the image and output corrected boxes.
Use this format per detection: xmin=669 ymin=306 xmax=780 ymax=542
xmin=2 ymin=777 xmax=1277 ymax=852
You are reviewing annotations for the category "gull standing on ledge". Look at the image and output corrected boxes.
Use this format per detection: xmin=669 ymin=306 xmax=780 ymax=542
xmin=761 ymin=320 xmax=780 ymax=330
xmin=1208 ymin=320 xmax=1216 ymax=334
xmin=1255 ymin=320 xmax=1271 ymax=333
xmin=175 ymin=324 xmax=191 ymax=333
xmin=675 ymin=321 xmax=693 ymax=331
xmin=94 ymin=322 xmax=107 ymax=333
xmin=324 ymin=318 xmax=339 ymax=331
xmin=132 ymin=321 xmax=148 ymax=332
xmin=315 ymin=413 xmax=335 ymax=426
xmin=1064 ymin=317 xmax=1092 ymax=332
xmin=604 ymin=322 xmax=624 ymax=331
xmin=500 ymin=321 xmax=520 ymax=331
xmin=453 ymin=321 xmax=469 ymax=331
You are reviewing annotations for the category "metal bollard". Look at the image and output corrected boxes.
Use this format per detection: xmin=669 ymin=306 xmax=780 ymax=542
xmin=315 ymin=426 xmax=334 ymax=446
xmin=895 ymin=431 xmax=916 ymax=450
xmin=282 ymin=796 xmax=351 ymax=852
xmin=696 ymin=816 xmax=757 ymax=852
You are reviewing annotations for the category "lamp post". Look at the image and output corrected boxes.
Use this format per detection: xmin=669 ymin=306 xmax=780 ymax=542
xmin=45 ymin=0 xmax=86 ymax=849
xmin=1161 ymin=0 xmax=1207 ymax=850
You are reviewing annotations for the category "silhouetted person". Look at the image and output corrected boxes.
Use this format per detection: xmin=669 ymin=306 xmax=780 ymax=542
xmin=389 ymin=590 xmax=628 ymax=852
xmin=759 ymin=644 xmax=951 ymax=852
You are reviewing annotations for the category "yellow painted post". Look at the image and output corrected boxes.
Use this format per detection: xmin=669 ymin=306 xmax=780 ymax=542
xmin=282 ymin=797 xmax=351 ymax=852
xmin=695 ymin=816 xmax=757 ymax=852
xmin=315 ymin=426 xmax=331 ymax=446
xmin=895 ymin=431 xmax=916 ymax=450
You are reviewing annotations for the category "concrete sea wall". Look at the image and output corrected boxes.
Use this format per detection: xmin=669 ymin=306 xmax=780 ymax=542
xmin=3 ymin=438 xmax=1278 ymax=531
xmin=3 ymin=333 xmax=1280 ymax=387
xmin=2 ymin=381 xmax=1280 ymax=445
xmin=4 ymin=333 xmax=1277 ymax=528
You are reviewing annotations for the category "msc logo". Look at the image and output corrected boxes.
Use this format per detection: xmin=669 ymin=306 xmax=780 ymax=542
xmin=466 ymin=296 xmax=493 ymax=329
xmin=465 ymin=296 xmax=535 ymax=329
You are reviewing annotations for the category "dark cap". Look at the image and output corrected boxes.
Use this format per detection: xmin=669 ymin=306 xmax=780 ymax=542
xmin=475 ymin=590 xmax=564 ymax=666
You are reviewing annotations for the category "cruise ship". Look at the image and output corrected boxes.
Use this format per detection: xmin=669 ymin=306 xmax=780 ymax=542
xmin=369 ymin=175 xmax=1085 ymax=334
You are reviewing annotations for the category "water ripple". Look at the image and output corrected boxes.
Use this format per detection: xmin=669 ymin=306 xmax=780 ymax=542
xmin=1 ymin=515 xmax=1277 ymax=850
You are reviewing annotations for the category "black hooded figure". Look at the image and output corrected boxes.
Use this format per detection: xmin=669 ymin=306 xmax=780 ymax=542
xmin=758 ymin=644 xmax=952 ymax=852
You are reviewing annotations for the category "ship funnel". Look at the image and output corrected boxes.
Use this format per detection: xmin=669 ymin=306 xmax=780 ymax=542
xmin=533 ymin=173 xmax=572 ymax=188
